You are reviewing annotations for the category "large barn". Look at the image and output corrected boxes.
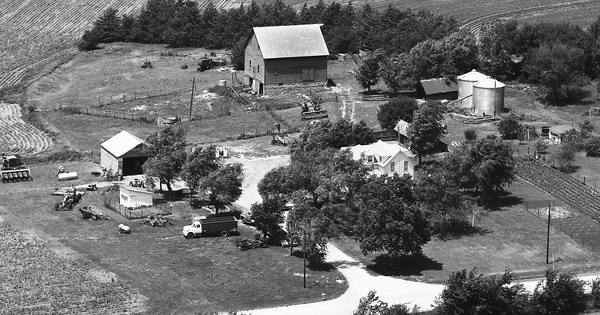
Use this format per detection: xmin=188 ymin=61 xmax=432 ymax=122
xmin=100 ymin=131 xmax=148 ymax=176
xmin=244 ymin=24 xmax=329 ymax=94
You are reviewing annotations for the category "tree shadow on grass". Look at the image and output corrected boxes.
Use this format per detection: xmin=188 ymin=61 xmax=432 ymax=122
xmin=366 ymin=253 xmax=443 ymax=277
xmin=484 ymin=190 xmax=524 ymax=211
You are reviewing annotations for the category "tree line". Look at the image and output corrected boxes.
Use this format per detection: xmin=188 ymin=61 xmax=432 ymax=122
xmin=354 ymin=18 xmax=600 ymax=105
xmin=356 ymin=268 xmax=600 ymax=315
xmin=78 ymin=0 xmax=457 ymax=66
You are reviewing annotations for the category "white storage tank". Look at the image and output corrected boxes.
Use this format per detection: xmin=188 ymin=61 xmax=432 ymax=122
xmin=473 ymin=79 xmax=505 ymax=117
xmin=457 ymin=69 xmax=490 ymax=99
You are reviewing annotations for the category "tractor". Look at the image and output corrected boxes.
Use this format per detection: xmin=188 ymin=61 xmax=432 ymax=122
xmin=1 ymin=154 xmax=32 ymax=183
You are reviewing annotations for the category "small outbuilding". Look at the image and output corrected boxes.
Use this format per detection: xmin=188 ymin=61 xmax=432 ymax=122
xmin=418 ymin=78 xmax=458 ymax=100
xmin=244 ymin=24 xmax=329 ymax=94
xmin=549 ymin=125 xmax=576 ymax=144
xmin=100 ymin=131 xmax=148 ymax=176
xmin=119 ymin=185 xmax=153 ymax=208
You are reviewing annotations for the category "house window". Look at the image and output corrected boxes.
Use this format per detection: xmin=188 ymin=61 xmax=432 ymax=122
xmin=390 ymin=162 xmax=395 ymax=172
xmin=249 ymin=60 xmax=251 ymax=70
xmin=367 ymin=156 xmax=373 ymax=163
xmin=403 ymin=161 xmax=409 ymax=172
xmin=258 ymin=65 xmax=260 ymax=73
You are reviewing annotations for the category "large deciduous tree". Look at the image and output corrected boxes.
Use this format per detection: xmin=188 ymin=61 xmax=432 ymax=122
xmin=251 ymin=197 xmax=286 ymax=239
xmin=414 ymin=166 xmax=474 ymax=236
xmin=377 ymin=96 xmax=418 ymax=130
xmin=143 ymin=127 xmax=187 ymax=194
xmin=434 ymin=269 xmax=529 ymax=315
xmin=407 ymin=101 xmax=446 ymax=164
xmin=181 ymin=145 xmax=219 ymax=205
xmin=200 ymin=163 xmax=244 ymax=212
xmin=523 ymin=44 xmax=590 ymax=105
xmin=354 ymin=50 xmax=383 ymax=92
xmin=355 ymin=175 xmax=430 ymax=257
xmin=478 ymin=20 xmax=515 ymax=80
xmin=449 ymin=136 xmax=515 ymax=203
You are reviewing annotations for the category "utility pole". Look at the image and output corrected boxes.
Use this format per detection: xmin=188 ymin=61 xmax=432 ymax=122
xmin=303 ymin=227 xmax=307 ymax=289
xmin=189 ymin=77 xmax=195 ymax=119
xmin=546 ymin=202 xmax=551 ymax=264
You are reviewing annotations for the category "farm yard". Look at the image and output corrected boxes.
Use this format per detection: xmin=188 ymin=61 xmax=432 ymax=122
xmin=2 ymin=0 xmax=600 ymax=314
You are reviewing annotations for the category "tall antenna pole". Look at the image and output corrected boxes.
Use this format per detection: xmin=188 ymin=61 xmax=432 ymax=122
xmin=546 ymin=202 xmax=551 ymax=264
xmin=189 ymin=77 xmax=195 ymax=119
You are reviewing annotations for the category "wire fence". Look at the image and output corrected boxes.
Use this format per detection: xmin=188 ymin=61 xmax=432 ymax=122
xmin=103 ymin=197 xmax=173 ymax=220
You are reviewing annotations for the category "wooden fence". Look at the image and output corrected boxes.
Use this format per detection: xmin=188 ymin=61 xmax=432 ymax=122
xmin=103 ymin=197 xmax=173 ymax=220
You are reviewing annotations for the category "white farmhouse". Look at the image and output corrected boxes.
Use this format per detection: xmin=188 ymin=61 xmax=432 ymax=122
xmin=342 ymin=140 xmax=417 ymax=178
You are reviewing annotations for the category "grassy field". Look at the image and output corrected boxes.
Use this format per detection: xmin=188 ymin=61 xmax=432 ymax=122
xmin=0 ymin=159 xmax=346 ymax=314
xmin=334 ymin=178 xmax=600 ymax=284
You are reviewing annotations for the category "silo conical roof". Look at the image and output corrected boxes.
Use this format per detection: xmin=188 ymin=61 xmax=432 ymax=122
xmin=457 ymin=69 xmax=490 ymax=82
xmin=473 ymin=78 xmax=505 ymax=89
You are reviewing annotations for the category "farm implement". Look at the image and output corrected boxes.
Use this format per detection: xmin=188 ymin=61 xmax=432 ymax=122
xmin=79 ymin=206 xmax=110 ymax=220
xmin=1 ymin=154 xmax=32 ymax=183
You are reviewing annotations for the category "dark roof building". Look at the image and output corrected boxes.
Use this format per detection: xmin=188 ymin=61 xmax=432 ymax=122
xmin=244 ymin=24 xmax=329 ymax=94
xmin=418 ymin=78 xmax=458 ymax=100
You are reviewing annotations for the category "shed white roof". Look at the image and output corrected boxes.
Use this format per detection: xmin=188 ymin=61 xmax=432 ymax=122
xmin=119 ymin=185 xmax=153 ymax=195
xmin=474 ymin=78 xmax=505 ymax=89
xmin=101 ymin=131 xmax=145 ymax=158
xmin=457 ymin=69 xmax=490 ymax=82
xmin=252 ymin=24 xmax=329 ymax=59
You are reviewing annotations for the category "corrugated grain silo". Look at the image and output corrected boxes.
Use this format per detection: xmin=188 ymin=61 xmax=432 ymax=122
xmin=473 ymin=78 xmax=505 ymax=116
xmin=457 ymin=69 xmax=490 ymax=99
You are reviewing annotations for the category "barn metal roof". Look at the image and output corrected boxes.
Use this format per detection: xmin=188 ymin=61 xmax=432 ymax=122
xmin=252 ymin=24 xmax=329 ymax=59
xmin=420 ymin=78 xmax=458 ymax=95
xmin=101 ymin=131 xmax=145 ymax=158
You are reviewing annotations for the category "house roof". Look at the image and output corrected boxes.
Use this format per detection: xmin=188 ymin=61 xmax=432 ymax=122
xmin=101 ymin=131 xmax=145 ymax=158
xmin=420 ymin=78 xmax=458 ymax=95
xmin=550 ymin=125 xmax=576 ymax=134
xmin=252 ymin=24 xmax=329 ymax=59
xmin=342 ymin=140 xmax=415 ymax=167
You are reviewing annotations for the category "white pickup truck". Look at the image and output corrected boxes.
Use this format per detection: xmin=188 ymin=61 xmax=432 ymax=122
xmin=182 ymin=216 xmax=238 ymax=239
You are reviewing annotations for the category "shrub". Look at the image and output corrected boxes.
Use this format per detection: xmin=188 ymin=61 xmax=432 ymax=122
xmin=551 ymin=144 xmax=575 ymax=172
xmin=464 ymin=129 xmax=477 ymax=141
xmin=532 ymin=270 xmax=587 ymax=315
xmin=592 ymin=278 xmax=600 ymax=309
xmin=535 ymin=138 xmax=548 ymax=153
xmin=497 ymin=116 xmax=522 ymax=140
xmin=586 ymin=136 xmax=600 ymax=157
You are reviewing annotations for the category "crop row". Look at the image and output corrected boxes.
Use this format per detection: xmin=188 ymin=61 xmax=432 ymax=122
xmin=0 ymin=103 xmax=52 ymax=155
xmin=0 ymin=0 xmax=147 ymax=88
xmin=516 ymin=159 xmax=600 ymax=220
xmin=459 ymin=0 xmax=594 ymax=38
xmin=0 ymin=226 xmax=147 ymax=314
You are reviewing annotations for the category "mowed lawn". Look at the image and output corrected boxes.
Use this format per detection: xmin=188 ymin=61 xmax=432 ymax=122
xmin=335 ymin=179 xmax=600 ymax=284
xmin=1 ymin=161 xmax=347 ymax=314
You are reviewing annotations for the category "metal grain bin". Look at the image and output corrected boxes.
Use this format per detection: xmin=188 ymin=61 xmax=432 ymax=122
xmin=457 ymin=69 xmax=490 ymax=99
xmin=473 ymin=79 xmax=505 ymax=116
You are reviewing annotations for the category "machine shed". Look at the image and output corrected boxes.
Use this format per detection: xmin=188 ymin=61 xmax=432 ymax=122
xmin=100 ymin=131 xmax=148 ymax=176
